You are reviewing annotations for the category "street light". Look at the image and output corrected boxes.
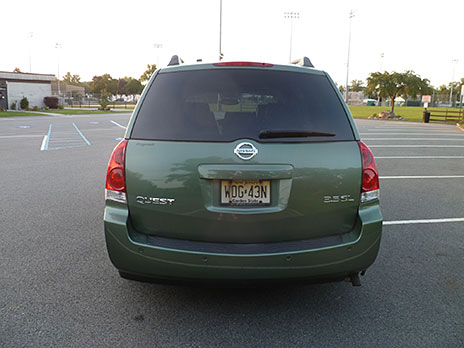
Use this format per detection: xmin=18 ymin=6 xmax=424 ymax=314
xmin=345 ymin=10 xmax=355 ymax=103
xmin=55 ymin=43 xmax=62 ymax=98
xmin=284 ymin=12 xmax=299 ymax=63
xmin=219 ymin=0 xmax=224 ymax=60
xmin=27 ymin=32 xmax=33 ymax=73
xmin=450 ymin=58 xmax=458 ymax=105
xmin=153 ymin=43 xmax=163 ymax=67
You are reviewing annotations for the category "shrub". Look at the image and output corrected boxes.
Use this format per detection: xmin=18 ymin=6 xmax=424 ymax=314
xmin=57 ymin=104 xmax=64 ymax=109
xmin=43 ymin=96 xmax=59 ymax=109
xmin=33 ymin=106 xmax=40 ymax=111
xmin=98 ymin=91 xmax=111 ymax=111
xmin=0 ymin=106 xmax=4 ymax=112
xmin=10 ymin=102 xmax=17 ymax=110
xmin=20 ymin=97 xmax=29 ymax=110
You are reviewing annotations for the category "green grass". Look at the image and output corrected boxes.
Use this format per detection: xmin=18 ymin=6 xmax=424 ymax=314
xmin=68 ymin=104 xmax=135 ymax=109
xmin=0 ymin=109 xmax=131 ymax=117
xmin=349 ymin=106 xmax=463 ymax=123
xmin=45 ymin=109 xmax=131 ymax=115
xmin=0 ymin=111 xmax=48 ymax=117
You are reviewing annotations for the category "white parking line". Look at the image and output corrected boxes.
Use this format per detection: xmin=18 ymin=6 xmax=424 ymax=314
xmin=383 ymin=218 xmax=464 ymax=225
xmin=40 ymin=136 xmax=48 ymax=151
xmin=0 ymin=135 xmax=44 ymax=139
xmin=369 ymin=145 xmax=464 ymax=148
xmin=110 ymin=120 xmax=126 ymax=129
xmin=364 ymin=138 xmax=464 ymax=141
xmin=376 ymin=156 xmax=464 ymax=159
xmin=380 ymin=175 xmax=464 ymax=179
xmin=360 ymin=132 xmax=461 ymax=136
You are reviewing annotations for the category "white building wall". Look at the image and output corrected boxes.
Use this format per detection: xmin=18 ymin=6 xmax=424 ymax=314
xmin=7 ymin=82 xmax=52 ymax=108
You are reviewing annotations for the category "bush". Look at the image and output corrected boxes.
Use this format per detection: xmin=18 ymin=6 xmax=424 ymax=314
xmin=98 ymin=92 xmax=111 ymax=111
xmin=20 ymin=97 xmax=29 ymax=110
xmin=10 ymin=102 xmax=17 ymax=110
xmin=0 ymin=106 xmax=4 ymax=112
xmin=43 ymin=96 xmax=59 ymax=109
xmin=57 ymin=104 xmax=64 ymax=109
xmin=32 ymin=106 xmax=40 ymax=111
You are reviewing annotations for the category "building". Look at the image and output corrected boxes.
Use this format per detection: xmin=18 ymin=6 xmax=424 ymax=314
xmin=0 ymin=71 xmax=56 ymax=109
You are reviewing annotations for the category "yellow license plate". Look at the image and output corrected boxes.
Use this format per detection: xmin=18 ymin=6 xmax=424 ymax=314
xmin=220 ymin=180 xmax=271 ymax=206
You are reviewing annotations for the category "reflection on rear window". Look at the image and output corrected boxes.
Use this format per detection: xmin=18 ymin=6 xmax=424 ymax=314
xmin=131 ymin=69 xmax=354 ymax=142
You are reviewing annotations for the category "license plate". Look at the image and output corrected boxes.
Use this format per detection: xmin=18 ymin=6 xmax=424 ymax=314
xmin=221 ymin=180 xmax=271 ymax=206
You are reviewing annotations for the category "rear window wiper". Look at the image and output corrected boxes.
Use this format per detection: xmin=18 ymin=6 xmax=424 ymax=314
xmin=258 ymin=130 xmax=336 ymax=139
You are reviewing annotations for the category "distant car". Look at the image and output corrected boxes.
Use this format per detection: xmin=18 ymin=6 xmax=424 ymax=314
xmin=363 ymin=98 xmax=378 ymax=106
xmin=104 ymin=57 xmax=382 ymax=286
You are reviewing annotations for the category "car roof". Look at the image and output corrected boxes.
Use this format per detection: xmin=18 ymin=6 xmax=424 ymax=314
xmin=158 ymin=61 xmax=327 ymax=76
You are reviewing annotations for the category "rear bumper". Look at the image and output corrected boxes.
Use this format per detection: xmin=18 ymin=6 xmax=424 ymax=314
xmin=104 ymin=202 xmax=382 ymax=283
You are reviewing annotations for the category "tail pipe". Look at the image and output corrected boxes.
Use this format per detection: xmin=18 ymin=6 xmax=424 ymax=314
xmin=345 ymin=272 xmax=363 ymax=286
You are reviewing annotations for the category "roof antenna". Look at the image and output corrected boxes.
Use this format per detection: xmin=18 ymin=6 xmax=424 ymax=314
xmin=291 ymin=57 xmax=314 ymax=68
xmin=168 ymin=55 xmax=184 ymax=66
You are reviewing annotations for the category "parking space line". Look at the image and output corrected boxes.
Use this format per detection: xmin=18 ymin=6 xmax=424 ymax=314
xmin=44 ymin=124 xmax=52 ymax=150
xmin=72 ymin=123 xmax=91 ymax=146
xmin=364 ymin=138 xmax=464 ymax=141
xmin=383 ymin=217 xmax=464 ymax=225
xmin=360 ymin=132 xmax=462 ymax=136
xmin=110 ymin=120 xmax=126 ymax=129
xmin=0 ymin=135 xmax=44 ymax=139
xmin=380 ymin=175 xmax=464 ymax=179
xmin=376 ymin=156 xmax=464 ymax=159
xmin=369 ymin=145 xmax=464 ymax=148
xmin=40 ymin=136 xmax=48 ymax=151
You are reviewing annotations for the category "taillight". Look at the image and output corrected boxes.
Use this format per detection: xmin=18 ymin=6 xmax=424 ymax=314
xmin=213 ymin=61 xmax=273 ymax=67
xmin=358 ymin=141 xmax=380 ymax=203
xmin=105 ymin=139 xmax=128 ymax=203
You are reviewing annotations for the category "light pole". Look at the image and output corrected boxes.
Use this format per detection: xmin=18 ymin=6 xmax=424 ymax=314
xmin=345 ymin=10 xmax=355 ymax=103
xmin=27 ymin=32 xmax=33 ymax=73
xmin=450 ymin=59 xmax=458 ymax=106
xmin=153 ymin=43 xmax=163 ymax=67
xmin=284 ymin=12 xmax=299 ymax=63
xmin=219 ymin=0 xmax=223 ymax=60
xmin=55 ymin=43 xmax=62 ymax=98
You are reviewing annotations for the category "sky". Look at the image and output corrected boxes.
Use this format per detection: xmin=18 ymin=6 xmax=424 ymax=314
xmin=2 ymin=0 xmax=464 ymax=88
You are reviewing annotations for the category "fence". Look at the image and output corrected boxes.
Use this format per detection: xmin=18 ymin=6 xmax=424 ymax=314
xmin=429 ymin=109 xmax=464 ymax=122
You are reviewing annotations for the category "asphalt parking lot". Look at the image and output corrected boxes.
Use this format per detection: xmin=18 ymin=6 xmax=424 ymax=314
xmin=1 ymin=115 xmax=463 ymax=347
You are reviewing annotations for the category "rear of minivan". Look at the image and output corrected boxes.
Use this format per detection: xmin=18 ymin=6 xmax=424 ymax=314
xmin=104 ymin=62 xmax=382 ymax=285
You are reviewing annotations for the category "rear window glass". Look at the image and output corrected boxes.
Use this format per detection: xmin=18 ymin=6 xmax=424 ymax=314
xmin=131 ymin=69 xmax=354 ymax=142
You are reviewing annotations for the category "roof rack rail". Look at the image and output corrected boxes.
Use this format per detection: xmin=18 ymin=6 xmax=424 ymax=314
xmin=291 ymin=57 xmax=314 ymax=68
xmin=168 ymin=55 xmax=184 ymax=66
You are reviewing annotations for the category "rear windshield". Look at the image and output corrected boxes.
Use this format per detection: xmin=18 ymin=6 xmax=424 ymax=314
xmin=131 ymin=69 xmax=354 ymax=142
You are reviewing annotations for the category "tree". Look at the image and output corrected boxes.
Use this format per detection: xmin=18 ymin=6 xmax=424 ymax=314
xmin=140 ymin=64 xmax=157 ymax=83
xmin=62 ymin=72 xmax=81 ymax=85
xmin=116 ymin=78 xmax=127 ymax=95
xmin=365 ymin=71 xmax=431 ymax=113
xmin=350 ymin=79 xmax=365 ymax=92
xmin=91 ymin=74 xmax=117 ymax=95
xmin=126 ymin=78 xmax=143 ymax=96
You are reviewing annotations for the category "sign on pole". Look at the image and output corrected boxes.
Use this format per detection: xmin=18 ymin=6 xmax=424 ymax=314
xmin=421 ymin=95 xmax=432 ymax=103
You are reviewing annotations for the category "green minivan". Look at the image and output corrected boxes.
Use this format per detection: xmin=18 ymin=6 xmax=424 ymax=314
xmin=104 ymin=57 xmax=382 ymax=286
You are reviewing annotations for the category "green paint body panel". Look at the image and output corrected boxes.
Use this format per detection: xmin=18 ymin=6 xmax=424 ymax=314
xmin=125 ymin=140 xmax=362 ymax=243
xmin=104 ymin=200 xmax=381 ymax=281
xmin=105 ymin=62 xmax=382 ymax=283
